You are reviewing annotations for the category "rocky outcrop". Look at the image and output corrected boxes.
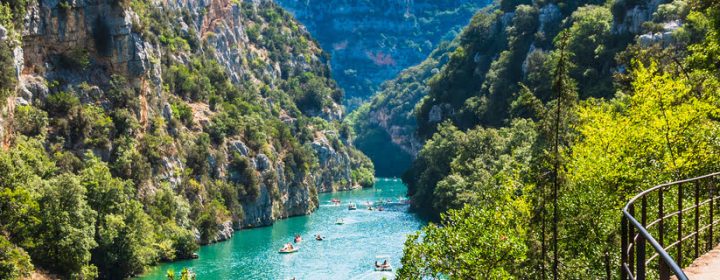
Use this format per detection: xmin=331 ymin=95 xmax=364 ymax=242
xmin=311 ymin=134 xmax=353 ymax=192
xmin=612 ymin=0 xmax=664 ymax=34
xmin=22 ymin=0 xmax=148 ymax=79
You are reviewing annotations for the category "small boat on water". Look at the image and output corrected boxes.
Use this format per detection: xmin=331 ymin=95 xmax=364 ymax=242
xmin=279 ymin=247 xmax=299 ymax=254
xmin=335 ymin=218 xmax=345 ymax=225
xmin=348 ymin=203 xmax=357 ymax=210
xmin=373 ymin=255 xmax=393 ymax=272
xmin=280 ymin=243 xmax=299 ymax=254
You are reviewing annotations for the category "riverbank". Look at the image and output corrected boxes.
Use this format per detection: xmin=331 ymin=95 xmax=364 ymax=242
xmin=139 ymin=179 xmax=425 ymax=279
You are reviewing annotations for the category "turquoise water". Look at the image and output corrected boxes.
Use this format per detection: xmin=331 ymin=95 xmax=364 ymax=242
xmin=139 ymin=179 xmax=425 ymax=280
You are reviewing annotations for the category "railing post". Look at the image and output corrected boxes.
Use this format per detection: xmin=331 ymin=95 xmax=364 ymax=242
xmin=711 ymin=181 xmax=715 ymax=251
xmin=621 ymin=214 xmax=628 ymax=280
xmin=637 ymin=196 xmax=647 ymax=279
xmin=695 ymin=181 xmax=700 ymax=259
xmin=678 ymin=183 xmax=683 ymax=266
xmin=659 ymin=187 xmax=669 ymax=280
xmin=630 ymin=204 xmax=636 ymax=276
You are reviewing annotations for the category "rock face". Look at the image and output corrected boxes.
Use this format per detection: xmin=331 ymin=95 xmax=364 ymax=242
xmin=5 ymin=0 xmax=373 ymax=244
xmin=22 ymin=0 xmax=147 ymax=79
xmin=276 ymin=0 xmax=491 ymax=107
xmin=612 ymin=0 xmax=665 ymax=34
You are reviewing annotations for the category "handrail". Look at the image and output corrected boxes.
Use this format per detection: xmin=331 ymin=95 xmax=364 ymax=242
xmin=621 ymin=172 xmax=720 ymax=280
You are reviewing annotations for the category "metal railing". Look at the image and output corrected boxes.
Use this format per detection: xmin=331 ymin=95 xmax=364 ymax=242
xmin=621 ymin=172 xmax=720 ymax=280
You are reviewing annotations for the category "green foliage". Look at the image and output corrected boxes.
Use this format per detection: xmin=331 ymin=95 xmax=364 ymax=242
xmin=172 ymin=101 xmax=194 ymax=127
xmin=399 ymin=203 xmax=529 ymax=279
xmin=107 ymin=75 xmax=140 ymax=111
xmin=13 ymin=105 xmax=48 ymax=136
xmin=0 ymin=235 xmax=33 ymax=280
xmin=59 ymin=48 xmax=91 ymax=70
xmin=351 ymin=165 xmax=374 ymax=188
xmin=399 ymin=2 xmax=720 ymax=277
xmin=34 ymin=174 xmax=98 ymax=278
xmin=45 ymin=91 xmax=80 ymax=117
xmin=564 ymin=5 xmax=615 ymax=98
xmin=75 ymin=105 xmax=114 ymax=149
xmin=81 ymin=155 xmax=158 ymax=278
xmin=0 ymin=40 xmax=15 ymax=106
xmin=229 ymin=155 xmax=260 ymax=199
xmin=404 ymin=119 xmax=536 ymax=216
xmin=196 ymin=200 xmax=230 ymax=244
xmin=166 ymin=267 xmax=196 ymax=280
xmin=285 ymin=72 xmax=336 ymax=115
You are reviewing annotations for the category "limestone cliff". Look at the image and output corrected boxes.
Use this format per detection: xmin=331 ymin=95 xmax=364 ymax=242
xmin=1 ymin=0 xmax=373 ymax=246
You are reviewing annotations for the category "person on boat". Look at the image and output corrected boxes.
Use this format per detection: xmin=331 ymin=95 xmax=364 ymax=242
xmin=374 ymin=261 xmax=381 ymax=268
xmin=315 ymin=234 xmax=323 ymax=241
xmin=381 ymin=259 xmax=390 ymax=269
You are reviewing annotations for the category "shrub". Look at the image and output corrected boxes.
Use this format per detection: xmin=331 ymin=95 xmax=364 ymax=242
xmin=229 ymin=155 xmax=259 ymax=199
xmin=171 ymin=101 xmax=194 ymax=127
xmin=45 ymin=91 xmax=80 ymax=117
xmin=0 ymin=41 xmax=16 ymax=106
xmin=14 ymin=105 xmax=48 ymax=136
xmin=0 ymin=235 xmax=33 ymax=280
xmin=59 ymin=48 xmax=90 ymax=70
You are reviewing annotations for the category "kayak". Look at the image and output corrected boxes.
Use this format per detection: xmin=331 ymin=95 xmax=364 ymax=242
xmin=374 ymin=266 xmax=393 ymax=272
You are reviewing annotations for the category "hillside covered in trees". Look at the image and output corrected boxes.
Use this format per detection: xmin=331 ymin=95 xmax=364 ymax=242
xmin=395 ymin=0 xmax=720 ymax=278
xmin=0 ymin=0 xmax=373 ymax=278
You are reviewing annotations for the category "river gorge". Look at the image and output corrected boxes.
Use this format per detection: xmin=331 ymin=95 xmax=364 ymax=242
xmin=139 ymin=180 xmax=425 ymax=279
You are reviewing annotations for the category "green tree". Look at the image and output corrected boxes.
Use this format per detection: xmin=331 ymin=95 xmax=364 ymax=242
xmin=81 ymin=155 xmax=158 ymax=278
xmin=34 ymin=174 xmax=98 ymax=278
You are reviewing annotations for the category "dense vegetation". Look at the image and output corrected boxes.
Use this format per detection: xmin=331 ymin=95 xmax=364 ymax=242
xmin=0 ymin=0 xmax=372 ymax=279
xmin=398 ymin=0 xmax=720 ymax=278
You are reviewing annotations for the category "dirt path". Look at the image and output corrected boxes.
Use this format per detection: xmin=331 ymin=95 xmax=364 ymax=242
xmin=684 ymin=243 xmax=720 ymax=280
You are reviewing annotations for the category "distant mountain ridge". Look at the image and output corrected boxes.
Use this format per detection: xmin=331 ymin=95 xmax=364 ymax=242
xmin=276 ymin=0 xmax=492 ymax=109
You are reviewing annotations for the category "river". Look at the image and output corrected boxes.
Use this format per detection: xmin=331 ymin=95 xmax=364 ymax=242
xmin=139 ymin=179 xmax=426 ymax=280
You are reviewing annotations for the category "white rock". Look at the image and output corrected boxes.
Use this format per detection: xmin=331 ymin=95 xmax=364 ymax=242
xmin=0 ymin=25 xmax=7 ymax=41
xmin=15 ymin=97 xmax=29 ymax=106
